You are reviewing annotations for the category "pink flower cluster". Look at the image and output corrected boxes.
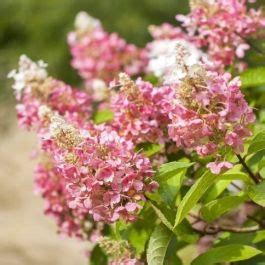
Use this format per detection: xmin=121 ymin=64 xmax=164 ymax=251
xmin=44 ymin=119 xmax=157 ymax=223
xmin=110 ymin=73 xmax=173 ymax=144
xmin=167 ymin=62 xmax=255 ymax=171
xmin=34 ymin=161 xmax=91 ymax=238
xmin=148 ymin=23 xmax=186 ymax=40
xmin=68 ymin=12 xmax=147 ymax=86
xmin=177 ymin=0 xmax=265 ymax=69
xmin=9 ymin=55 xmax=158 ymax=227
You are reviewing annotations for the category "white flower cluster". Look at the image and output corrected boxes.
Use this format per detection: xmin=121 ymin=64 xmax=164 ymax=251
xmin=8 ymin=55 xmax=48 ymax=98
xmin=91 ymin=79 xmax=109 ymax=102
xmin=74 ymin=11 xmax=101 ymax=32
xmin=147 ymin=39 xmax=204 ymax=85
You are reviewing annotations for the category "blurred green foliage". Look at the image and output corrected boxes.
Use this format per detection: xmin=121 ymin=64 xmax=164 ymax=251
xmin=0 ymin=0 xmax=189 ymax=103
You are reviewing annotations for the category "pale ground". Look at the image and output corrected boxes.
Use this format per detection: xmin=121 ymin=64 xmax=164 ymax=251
xmin=0 ymin=112 xmax=87 ymax=265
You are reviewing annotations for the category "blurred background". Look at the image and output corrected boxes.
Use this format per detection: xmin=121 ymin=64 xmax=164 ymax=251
xmin=0 ymin=1 xmax=189 ymax=264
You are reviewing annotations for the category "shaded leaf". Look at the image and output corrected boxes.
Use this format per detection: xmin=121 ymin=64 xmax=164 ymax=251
xmin=201 ymin=194 xmax=247 ymax=222
xmin=150 ymin=202 xmax=174 ymax=230
xmin=173 ymin=219 xmax=199 ymax=244
xmin=124 ymin=206 xmax=157 ymax=256
xmin=248 ymin=181 xmax=265 ymax=207
xmin=159 ymin=170 xmax=186 ymax=206
xmin=150 ymin=202 xmax=198 ymax=244
xmin=90 ymin=245 xmax=108 ymax=265
xmin=165 ymin=237 xmax=183 ymax=265
xmin=248 ymin=131 xmax=265 ymax=155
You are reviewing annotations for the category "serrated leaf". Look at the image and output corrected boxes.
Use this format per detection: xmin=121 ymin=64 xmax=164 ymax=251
xmin=240 ymin=67 xmax=265 ymax=88
xmin=150 ymin=202 xmax=174 ymax=231
xmin=155 ymin=161 xmax=193 ymax=182
xmin=147 ymin=224 xmax=173 ymax=265
xmin=136 ymin=142 xmax=163 ymax=157
xmin=174 ymin=171 xmax=215 ymax=226
xmin=201 ymin=194 xmax=247 ymax=222
xmin=248 ymin=181 xmax=265 ymax=207
xmin=191 ymin=244 xmax=262 ymax=265
xmin=93 ymin=109 xmax=114 ymax=124
xmin=248 ymin=131 xmax=265 ymax=154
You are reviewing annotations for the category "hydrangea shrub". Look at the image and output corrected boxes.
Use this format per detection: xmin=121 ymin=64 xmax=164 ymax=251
xmin=9 ymin=1 xmax=265 ymax=264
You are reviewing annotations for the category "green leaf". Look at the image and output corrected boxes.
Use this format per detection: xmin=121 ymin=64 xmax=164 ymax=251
xmin=147 ymin=224 xmax=173 ymax=265
xmin=215 ymin=230 xmax=265 ymax=247
xmin=159 ymin=170 xmax=186 ymax=206
xmin=93 ymin=109 xmax=114 ymax=124
xmin=248 ymin=131 xmax=265 ymax=155
xmin=165 ymin=237 xmax=183 ymax=265
xmin=127 ymin=226 xmax=149 ymax=256
xmin=247 ymin=150 xmax=265 ymax=175
xmin=202 ymin=180 xmax=232 ymax=203
xmin=144 ymin=74 xmax=159 ymax=85
xmin=155 ymin=161 xmax=193 ymax=182
xmin=150 ymin=202 xmax=198 ymax=244
xmin=219 ymin=171 xmax=252 ymax=184
xmin=173 ymin=219 xmax=199 ymax=244
xmin=248 ymin=181 xmax=265 ymax=207
xmin=150 ymin=202 xmax=174 ymax=230
xmin=191 ymin=244 xmax=262 ymax=265
xmin=240 ymin=67 xmax=265 ymax=88
xmin=90 ymin=245 xmax=108 ymax=265
xmin=124 ymin=206 xmax=157 ymax=256
xmin=136 ymin=142 xmax=163 ymax=157
xmin=201 ymin=194 xmax=247 ymax=222
xmin=174 ymin=171 xmax=215 ymax=226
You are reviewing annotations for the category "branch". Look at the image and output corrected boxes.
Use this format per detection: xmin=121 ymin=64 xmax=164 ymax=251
xmin=194 ymin=224 xmax=261 ymax=235
xmin=235 ymin=32 xmax=265 ymax=57
xmin=189 ymin=213 xmax=263 ymax=235
xmin=236 ymin=154 xmax=261 ymax=184
xmin=247 ymin=215 xmax=265 ymax=228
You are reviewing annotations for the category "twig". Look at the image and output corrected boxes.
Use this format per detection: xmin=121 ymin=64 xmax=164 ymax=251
xmin=236 ymin=154 xmax=261 ymax=184
xmin=194 ymin=224 xmax=261 ymax=235
xmin=230 ymin=182 xmax=242 ymax=191
xmin=235 ymin=32 xmax=265 ymax=57
xmin=247 ymin=215 xmax=265 ymax=228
